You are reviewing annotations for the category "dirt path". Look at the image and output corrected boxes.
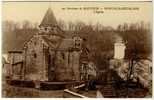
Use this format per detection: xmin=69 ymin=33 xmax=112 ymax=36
xmin=2 ymin=83 xmax=64 ymax=98
xmin=2 ymin=83 xmax=96 ymax=98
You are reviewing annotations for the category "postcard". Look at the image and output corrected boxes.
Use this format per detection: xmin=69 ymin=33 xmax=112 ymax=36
xmin=1 ymin=0 xmax=152 ymax=98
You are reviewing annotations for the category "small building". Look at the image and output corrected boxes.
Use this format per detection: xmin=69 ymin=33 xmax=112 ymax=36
xmin=114 ymin=35 xmax=126 ymax=59
xmin=5 ymin=51 xmax=23 ymax=79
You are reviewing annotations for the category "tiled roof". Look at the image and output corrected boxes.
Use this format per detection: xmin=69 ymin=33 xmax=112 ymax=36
xmin=39 ymin=8 xmax=57 ymax=27
xmin=41 ymin=35 xmax=74 ymax=50
xmin=41 ymin=36 xmax=62 ymax=49
xmin=58 ymin=39 xmax=74 ymax=49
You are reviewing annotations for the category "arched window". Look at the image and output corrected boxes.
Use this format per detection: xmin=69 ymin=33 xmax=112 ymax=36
xmin=33 ymin=53 xmax=37 ymax=58
xmin=45 ymin=27 xmax=48 ymax=31
xmin=34 ymin=41 xmax=37 ymax=45
xmin=61 ymin=52 xmax=65 ymax=60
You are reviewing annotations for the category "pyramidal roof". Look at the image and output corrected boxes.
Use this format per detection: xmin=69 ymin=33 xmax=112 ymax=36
xmin=39 ymin=8 xmax=57 ymax=27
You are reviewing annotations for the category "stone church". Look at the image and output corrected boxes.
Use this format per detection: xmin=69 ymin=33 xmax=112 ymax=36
xmin=6 ymin=8 xmax=96 ymax=82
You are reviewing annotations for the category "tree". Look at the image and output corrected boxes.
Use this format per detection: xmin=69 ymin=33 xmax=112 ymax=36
xmin=68 ymin=21 xmax=75 ymax=31
xmin=75 ymin=21 xmax=86 ymax=31
xmin=22 ymin=20 xmax=32 ymax=29
xmin=57 ymin=19 xmax=66 ymax=30
xmin=2 ymin=20 xmax=16 ymax=32
xmin=95 ymin=22 xmax=103 ymax=31
xmin=117 ymin=21 xmax=151 ymax=58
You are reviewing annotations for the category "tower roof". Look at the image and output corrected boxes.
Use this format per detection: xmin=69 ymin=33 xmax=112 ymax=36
xmin=39 ymin=8 xmax=57 ymax=27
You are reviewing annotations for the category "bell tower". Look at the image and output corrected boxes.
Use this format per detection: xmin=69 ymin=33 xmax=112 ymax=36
xmin=72 ymin=35 xmax=82 ymax=49
xmin=38 ymin=8 xmax=64 ymax=38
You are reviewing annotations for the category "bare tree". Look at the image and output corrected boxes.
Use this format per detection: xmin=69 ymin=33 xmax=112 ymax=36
xmin=22 ymin=20 xmax=32 ymax=29
xmin=75 ymin=21 xmax=86 ymax=31
xmin=2 ymin=20 xmax=16 ymax=32
xmin=95 ymin=22 xmax=103 ymax=31
xmin=68 ymin=21 xmax=75 ymax=31
xmin=57 ymin=19 xmax=66 ymax=30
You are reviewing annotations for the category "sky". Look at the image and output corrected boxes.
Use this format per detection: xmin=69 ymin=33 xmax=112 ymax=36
xmin=2 ymin=1 xmax=152 ymax=28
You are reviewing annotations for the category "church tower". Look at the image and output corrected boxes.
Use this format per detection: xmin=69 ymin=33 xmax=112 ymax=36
xmin=38 ymin=8 xmax=64 ymax=38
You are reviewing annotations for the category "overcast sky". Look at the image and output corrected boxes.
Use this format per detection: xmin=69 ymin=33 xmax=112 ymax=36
xmin=2 ymin=1 xmax=152 ymax=28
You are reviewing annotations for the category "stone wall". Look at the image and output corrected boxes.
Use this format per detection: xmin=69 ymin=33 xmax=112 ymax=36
xmin=54 ymin=50 xmax=80 ymax=81
xmin=71 ymin=51 xmax=80 ymax=80
xmin=24 ymin=35 xmax=47 ymax=81
xmin=7 ymin=52 xmax=23 ymax=80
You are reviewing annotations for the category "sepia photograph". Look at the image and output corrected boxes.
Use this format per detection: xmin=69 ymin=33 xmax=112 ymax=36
xmin=1 ymin=0 xmax=152 ymax=98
